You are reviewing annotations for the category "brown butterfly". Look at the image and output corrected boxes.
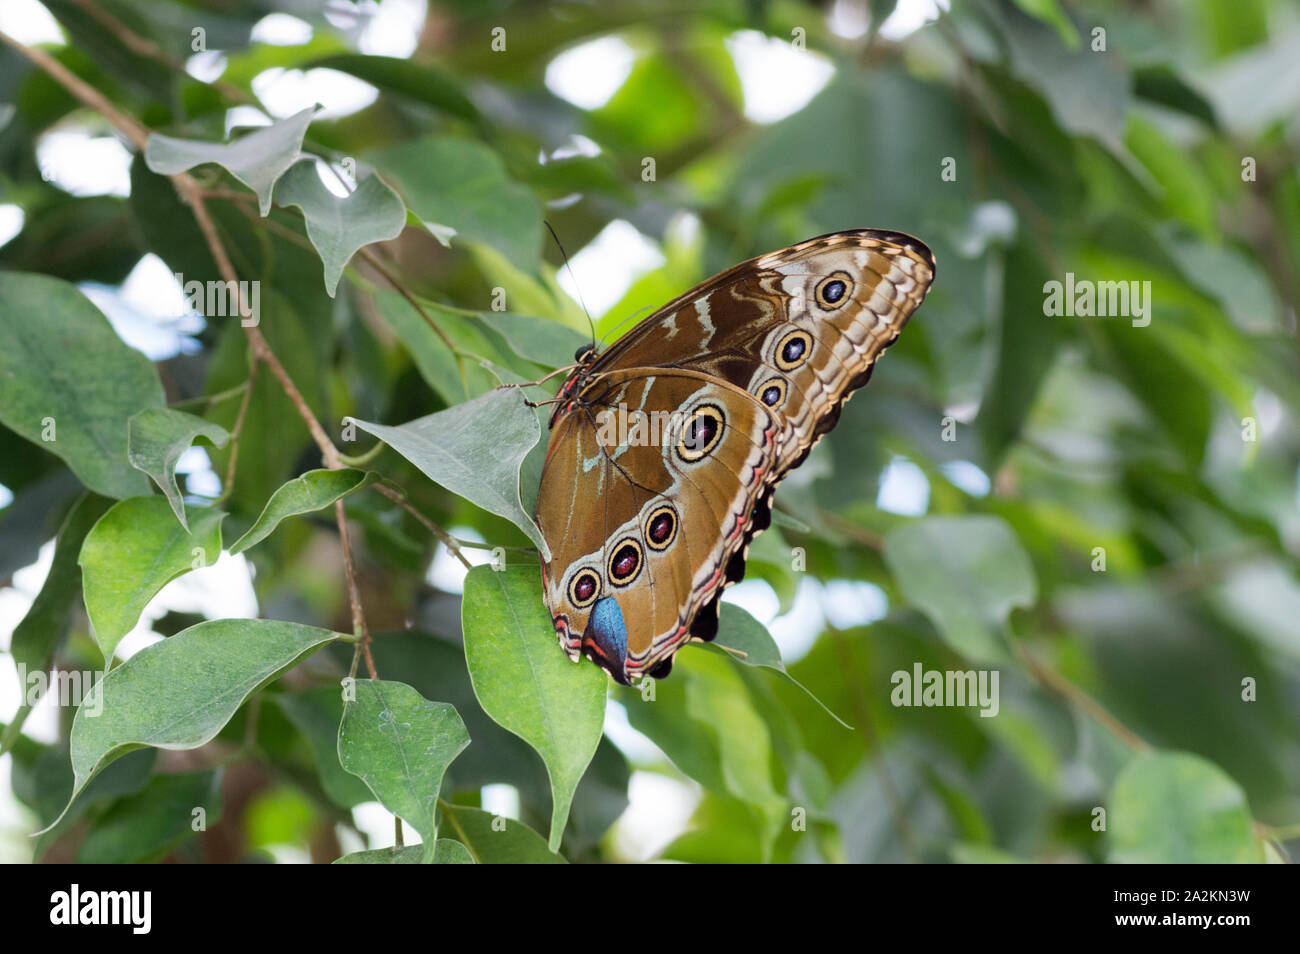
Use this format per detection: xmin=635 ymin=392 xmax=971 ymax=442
xmin=534 ymin=229 xmax=935 ymax=685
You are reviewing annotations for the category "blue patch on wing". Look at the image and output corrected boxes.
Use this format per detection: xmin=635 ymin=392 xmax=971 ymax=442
xmin=585 ymin=596 xmax=629 ymax=683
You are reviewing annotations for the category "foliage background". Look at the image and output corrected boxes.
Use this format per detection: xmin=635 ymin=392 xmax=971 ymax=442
xmin=0 ymin=0 xmax=1298 ymax=863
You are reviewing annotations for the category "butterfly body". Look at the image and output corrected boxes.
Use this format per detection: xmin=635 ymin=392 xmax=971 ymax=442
xmin=534 ymin=229 xmax=935 ymax=684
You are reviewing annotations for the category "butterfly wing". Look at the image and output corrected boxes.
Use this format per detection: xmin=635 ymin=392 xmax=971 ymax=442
xmin=536 ymin=229 xmax=935 ymax=683
xmin=536 ymin=368 xmax=779 ymax=684
xmin=593 ymin=229 xmax=935 ymax=473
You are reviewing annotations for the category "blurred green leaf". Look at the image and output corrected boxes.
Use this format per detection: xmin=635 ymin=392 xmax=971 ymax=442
xmin=884 ymin=515 xmax=1035 ymax=662
xmin=1109 ymin=751 xmax=1261 ymax=863
xmin=274 ymin=686 xmax=374 ymax=810
xmin=1008 ymin=0 xmax=1079 ymax=49
xmin=1 ymin=493 xmax=110 ymax=755
xmin=713 ymin=604 xmax=850 ymax=727
xmin=372 ymin=134 xmax=543 ymax=266
xmin=370 ymin=291 xmax=506 ymax=404
xmin=479 ymin=312 xmax=590 ymax=369
xmin=309 ymin=53 xmax=478 ymax=122
xmin=77 ymin=770 xmax=222 ymax=863
xmin=684 ymin=651 xmax=786 ymax=859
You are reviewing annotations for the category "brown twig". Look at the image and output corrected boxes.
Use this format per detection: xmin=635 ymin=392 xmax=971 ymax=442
xmin=72 ymin=0 xmax=257 ymax=107
xmin=221 ymin=357 xmax=259 ymax=497
xmin=336 ymin=499 xmax=377 ymax=679
xmin=1012 ymin=643 xmax=1151 ymax=753
xmin=357 ymin=247 xmax=461 ymax=355
xmin=817 ymin=509 xmax=885 ymax=550
xmin=0 ymin=29 xmax=151 ymax=149
xmin=371 ymin=483 xmax=474 ymax=570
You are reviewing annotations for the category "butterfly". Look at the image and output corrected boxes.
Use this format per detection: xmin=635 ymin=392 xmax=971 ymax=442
xmin=533 ymin=229 xmax=935 ymax=685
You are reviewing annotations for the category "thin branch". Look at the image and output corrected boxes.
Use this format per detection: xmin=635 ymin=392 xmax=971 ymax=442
xmin=335 ymin=499 xmax=377 ymax=679
xmin=357 ymin=247 xmax=461 ymax=355
xmin=73 ymin=0 xmax=257 ymax=107
xmin=221 ymin=357 xmax=259 ymax=499
xmin=818 ymin=509 xmax=885 ymax=550
xmin=170 ymin=379 xmax=249 ymax=411
xmin=0 ymin=29 xmax=150 ymax=150
xmin=371 ymin=483 xmax=474 ymax=570
xmin=1012 ymin=642 xmax=1151 ymax=754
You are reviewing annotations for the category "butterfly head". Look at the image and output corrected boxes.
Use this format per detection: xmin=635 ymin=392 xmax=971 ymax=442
xmin=549 ymin=344 xmax=601 ymax=429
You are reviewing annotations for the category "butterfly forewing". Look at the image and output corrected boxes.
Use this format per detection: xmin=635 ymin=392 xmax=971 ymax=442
xmin=535 ymin=229 xmax=935 ymax=683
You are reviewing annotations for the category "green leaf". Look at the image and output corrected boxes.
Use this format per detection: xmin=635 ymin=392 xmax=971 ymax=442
xmin=77 ymin=770 xmax=223 ymax=863
xmin=712 ymin=604 xmax=852 ymax=729
xmin=370 ymin=291 xmax=506 ymax=404
xmin=1009 ymin=0 xmax=1079 ymax=49
xmin=1109 ymin=751 xmax=1261 ymax=863
xmin=308 ymin=54 xmax=478 ymax=122
xmin=274 ymin=686 xmax=374 ymax=809
xmin=980 ymin=218 xmax=1064 ymax=466
xmin=621 ymin=669 xmax=727 ymax=793
xmin=683 ymin=650 xmax=787 ymax=860
xmin=994 ymin=0 xmax=1130 ymax=150
xmin=438 ymin=803 xmax=566 ymax=864
xmin=1194 ymin=29 xmax=1300 ymax=137
xmin=49 ymin=618 xmax=339 ymax=832
xmin=883 ymin=515 xmax=1036 ymax=662
xmin=337 ymin=678 xmax=470 ymax=858
xmin=145 ymin=107 xmax=317 ymax=215
xmin=478 ymin=312 xmax=590 ymax=370
xmin=349 ymin=388 xmax=548 ymax=557
xmin=23 ymin=748 xmax=158 ymax=861
xmin=230 ymin=468 xmax=377 ymax=554
xmin=274 ymin=161 xmax=407 ymax=296
xmin=0 ymin=271 xmax=164 ymax=499
xmin=371 ymin=134 xmax=543 ymax=267
xmin=127 ymin=407 xmax=230 ymax=529
xmin=333 ymin=840 xmax=474 ymax=864
xmin=1 ymin=493 xmax=111 ymax=755
xmin=950 ymin=842 xmax=1028 ymax=863
xmin=460 ymin=564 xmax=606 ymax=851
xmin=78 ymin=496 xmax=225 ymax=662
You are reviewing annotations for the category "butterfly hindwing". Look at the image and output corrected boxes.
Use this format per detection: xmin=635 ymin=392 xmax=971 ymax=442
xmin=537 ymin=369 xmax=779 ymax=684
xmin=535 ymin=229 xmax=935 ymax=683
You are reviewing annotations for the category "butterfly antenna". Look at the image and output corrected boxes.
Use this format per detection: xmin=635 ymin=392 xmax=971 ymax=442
xmin=545 ymin=220 xmax=597 ymax=349
xmin=597 ymin=303 xmax=655 ymax=350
